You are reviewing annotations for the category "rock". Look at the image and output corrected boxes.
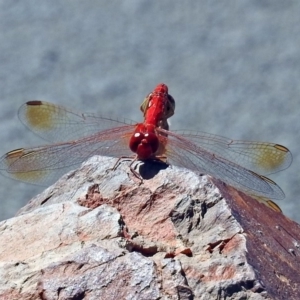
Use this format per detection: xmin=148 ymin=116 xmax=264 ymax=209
xmin=0 ymin=156 xmax=299 ymax=300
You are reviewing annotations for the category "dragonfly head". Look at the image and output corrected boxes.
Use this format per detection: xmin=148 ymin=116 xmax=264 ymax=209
xmin=129 ymin=125 xmax=159 ymax=160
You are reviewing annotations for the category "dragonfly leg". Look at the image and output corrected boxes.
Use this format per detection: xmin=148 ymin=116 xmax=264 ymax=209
xmin=104 ymin=156 xmax=143 ymax=184
xmin=111 ymin=156 xmax=134 ymax=171
xmin=104 ymin=156 xmax=132 ymax=177
xmin=128 ymin=158 xmax=144 ymax=184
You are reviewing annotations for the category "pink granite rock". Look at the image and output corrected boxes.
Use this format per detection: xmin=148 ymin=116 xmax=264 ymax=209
xmin=0 ymin=156 xmax=299 ymax=300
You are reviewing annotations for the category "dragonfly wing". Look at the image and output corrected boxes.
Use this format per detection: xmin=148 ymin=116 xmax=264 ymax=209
xmin=249 ymin=195 xmax=282 ymax=212
xmin=0 ymin=125 xmax=135 ymax=185
xmin=159 ymin=130 xmax=285 ymax=200
xmin=18 ymin=101 xmax=136 ymax=143
xmin=170 ymin=130 xmax=292 ymax=176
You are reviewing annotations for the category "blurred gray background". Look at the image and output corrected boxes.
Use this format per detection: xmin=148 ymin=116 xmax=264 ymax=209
xmin=0 ymin=1 xmax=299 ymax=222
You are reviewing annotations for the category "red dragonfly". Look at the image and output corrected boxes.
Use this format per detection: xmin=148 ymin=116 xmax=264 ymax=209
xmin=0 ymin=84 xmax=292 ymax=211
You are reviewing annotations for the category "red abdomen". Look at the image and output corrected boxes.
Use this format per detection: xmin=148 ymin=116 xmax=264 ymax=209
xmin=144 ymin=83 xmax=169 ymax=127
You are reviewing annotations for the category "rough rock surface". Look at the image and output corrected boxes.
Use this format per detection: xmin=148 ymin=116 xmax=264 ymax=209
xmin=0 ymin=156 xmax=300 ymax=300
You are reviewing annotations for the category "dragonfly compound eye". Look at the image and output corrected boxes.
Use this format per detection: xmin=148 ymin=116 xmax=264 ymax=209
xmin=129 ymin=132 xmax=159 ymax=160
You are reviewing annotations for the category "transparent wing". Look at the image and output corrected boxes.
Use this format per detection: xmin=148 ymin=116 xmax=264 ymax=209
xmin=0 ymin=125 xmax=135 ymax=185
xmin=3 ymin=101 xmax=292 ymax=199
xmin=159 ymin=129 xmax=289 ymax=200
xmin=169 ymin=130 xmax=292 ymax=176
xmin=18 ymin=101 xmax=137 ymax=143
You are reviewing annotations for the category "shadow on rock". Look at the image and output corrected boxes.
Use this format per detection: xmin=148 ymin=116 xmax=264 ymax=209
xmin=137 ymin=160 xmax=169 ymax=180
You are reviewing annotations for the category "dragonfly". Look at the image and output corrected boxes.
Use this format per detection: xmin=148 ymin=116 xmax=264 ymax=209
xmin=0 ymin=83 xmax=292 ymax=212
